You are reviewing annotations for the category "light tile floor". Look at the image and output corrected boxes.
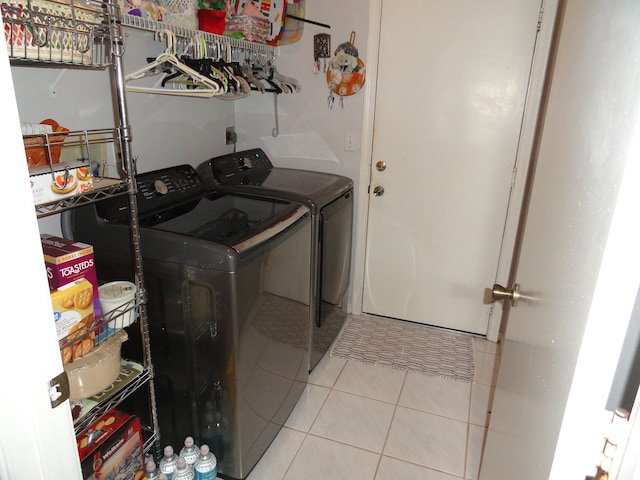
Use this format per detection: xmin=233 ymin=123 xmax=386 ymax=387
xmin=246 ymin=316 xmax=501 ymax=480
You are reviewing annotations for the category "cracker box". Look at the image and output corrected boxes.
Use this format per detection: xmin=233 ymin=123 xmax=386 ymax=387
xmin=77 ymin=409 xmax=144 ymax=480
xmin=41 ymin=234 xmax=102 ymax=318
xmin=30 ymin=161 xmax=93 ymax=206
xmin=51 ymin=278 xmax=95 ymax=365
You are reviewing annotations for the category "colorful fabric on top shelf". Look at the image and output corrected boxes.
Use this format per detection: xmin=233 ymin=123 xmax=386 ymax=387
xmin=233 ymin=0 xmax=304 ymax=46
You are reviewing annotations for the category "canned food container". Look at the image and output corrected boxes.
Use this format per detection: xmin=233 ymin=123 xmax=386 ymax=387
xmin=99 ymin=281 xmax=137 ymax=330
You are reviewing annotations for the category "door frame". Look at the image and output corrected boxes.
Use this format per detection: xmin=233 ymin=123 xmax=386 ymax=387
xmin=351 ymin=0 xmax=559 ymax=341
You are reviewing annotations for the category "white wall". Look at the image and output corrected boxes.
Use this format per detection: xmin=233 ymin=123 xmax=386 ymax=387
xmin=121 ymin=28 xmax=236 ymax=170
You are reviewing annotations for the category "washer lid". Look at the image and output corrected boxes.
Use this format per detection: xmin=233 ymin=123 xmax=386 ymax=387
xmin=95 ymin=164 xmax=309 ymax=254
xmin=147 ymin=193 xmax=308 ymax=253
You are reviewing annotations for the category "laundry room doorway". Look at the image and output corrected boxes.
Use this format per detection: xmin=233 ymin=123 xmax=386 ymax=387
xmin=362 ymin=0 xmax=549 ymax=335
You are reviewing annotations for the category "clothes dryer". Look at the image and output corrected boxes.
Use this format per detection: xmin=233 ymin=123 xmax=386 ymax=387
xmin=197 ymin=148 xmax=353 ymax=371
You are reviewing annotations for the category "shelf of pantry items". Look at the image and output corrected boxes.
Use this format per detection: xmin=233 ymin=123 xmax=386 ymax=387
xmin=121 ymin=13 xmax=278 ymax=56
xmin=35 ymin=177 xmax=128 ymax=218
xmin=28 ymin=127 xmax=131 ymax=217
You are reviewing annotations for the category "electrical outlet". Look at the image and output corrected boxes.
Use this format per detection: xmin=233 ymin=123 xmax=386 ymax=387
xmin=226 ymin=126 xmax=237 ymax=145
xmin=345 ymin=132 xmax=358 ymax=152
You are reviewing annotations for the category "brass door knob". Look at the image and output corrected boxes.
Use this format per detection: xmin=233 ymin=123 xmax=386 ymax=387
xmin=376 ymin=161 xmax=386 ymax=172
xmin=491 ymin=283 xmax=520 ymax=307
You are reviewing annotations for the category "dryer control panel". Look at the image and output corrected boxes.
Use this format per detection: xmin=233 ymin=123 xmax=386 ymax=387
xmin=204 ymin=148 xmax=273 ymax=185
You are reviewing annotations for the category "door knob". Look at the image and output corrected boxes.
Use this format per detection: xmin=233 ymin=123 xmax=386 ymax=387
xmin=373 ymin=186 xmax=384 ymax=196
xmin=376 ymin=161 xmax=386 ymax=172
xmin=491 ymin=283 xmax=520 ymax=307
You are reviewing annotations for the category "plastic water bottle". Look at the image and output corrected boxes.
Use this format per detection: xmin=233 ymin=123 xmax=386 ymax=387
xmin=144 ymin=458 xmax=160 ymax=480
xmin=179 ymin=436 xmax=200 ymax=468
xmin=159 ymin=445 xmax=179 ymax=480
xmin=193 ymin=444 xmax=217 ymax=480
xmin=173 ymin=457 xmax=195 ymax=480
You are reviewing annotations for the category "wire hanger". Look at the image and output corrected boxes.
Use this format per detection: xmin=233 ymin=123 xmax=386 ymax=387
xmin=124 ymin=30 xmax=222 ymax=98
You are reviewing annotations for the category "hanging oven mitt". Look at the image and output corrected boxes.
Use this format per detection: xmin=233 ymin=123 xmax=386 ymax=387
xmin=326 ymin=31 xmax=366 ymax=109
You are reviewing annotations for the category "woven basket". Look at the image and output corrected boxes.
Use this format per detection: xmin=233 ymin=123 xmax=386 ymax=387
xmin=2 ymin=0 xmax=103 ymax=64
xmin=23 ymin=119 xmax=69 ymax=168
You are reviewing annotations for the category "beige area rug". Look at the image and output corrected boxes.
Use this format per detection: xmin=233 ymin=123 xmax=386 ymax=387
xmin=331 ymin=315 xmax=475 ymax=382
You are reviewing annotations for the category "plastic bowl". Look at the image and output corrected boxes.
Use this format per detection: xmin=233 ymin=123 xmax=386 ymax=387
xmin=64 ymin=330 xmax=128 ymax=399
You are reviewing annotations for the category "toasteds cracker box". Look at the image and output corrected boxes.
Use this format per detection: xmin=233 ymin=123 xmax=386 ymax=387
xmin=51 ymin=278 xmax=96 ymax=365
xmin=41 ymin=233 xmax=102 ymax=318
xmin=77 ymin=409 xmax=144 ymax=480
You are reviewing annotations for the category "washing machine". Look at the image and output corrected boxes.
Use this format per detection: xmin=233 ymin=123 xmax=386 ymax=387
xmin=62 ymin=164 xmax=312 ymax=480
xmin=197 ymin=148 xmax=353 ymax=371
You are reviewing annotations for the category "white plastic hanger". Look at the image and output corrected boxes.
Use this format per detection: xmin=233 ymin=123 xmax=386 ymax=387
xmin=125 ymin=30 xmax=221 ymax=98
xmin=189 ymin=34 xmax=229 ymax=94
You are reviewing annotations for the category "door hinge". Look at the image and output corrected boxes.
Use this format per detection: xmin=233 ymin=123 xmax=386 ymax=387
xmin=537 ymin=5 xmax=544 ymax=32
xmin=511 ymin=167 xmax=518 ymax=187
xmin=48 ymin=371 xmax=70 ymax=409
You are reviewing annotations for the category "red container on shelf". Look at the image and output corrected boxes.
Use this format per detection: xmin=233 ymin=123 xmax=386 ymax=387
xmin=197 ymin=9 xmax=227 ymax=35
xmin=77 ymin=409 xmax=144 ymax=480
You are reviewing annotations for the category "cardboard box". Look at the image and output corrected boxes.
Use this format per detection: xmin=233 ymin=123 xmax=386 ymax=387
xmin=30 ymin=161 xmax=93 ymax=205
xmin=51 ymin=278 xmax=95 ymax=365
xmin=41 ymin=234 xmax=102 ymax=318
xmin=77 ymin=409 xmax=144 ymax=480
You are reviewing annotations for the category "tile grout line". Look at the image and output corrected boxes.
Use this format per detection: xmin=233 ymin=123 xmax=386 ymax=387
xmin=463 ymin=344 xmax=476 ymax=480
xmin=372 ymin=368 xmax=409 ymax=478
xmin=280 ymin=360 xmax=348 ymax=480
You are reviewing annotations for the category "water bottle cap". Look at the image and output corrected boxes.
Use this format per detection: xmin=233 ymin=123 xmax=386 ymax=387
xmin=164 ymin=445 xmax=174 ymax=456
xmin=177 ymin=457 xmax=187 ymax=468
xmin=145 ymin=460 xmax=156 ymax=471
xmin=200 ymin=444 xmax=210 ymax=455
xmin=184 ymin=436 xmax=194 ymax=447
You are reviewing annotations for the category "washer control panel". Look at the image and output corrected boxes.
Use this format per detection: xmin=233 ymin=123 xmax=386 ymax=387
xmin=96 ymin=164 xmax=206 ymax=222
xmin=137 ymin=164 xmax=204 ymax=207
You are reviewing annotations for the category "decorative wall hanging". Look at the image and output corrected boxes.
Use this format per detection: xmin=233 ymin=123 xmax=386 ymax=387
xmin=326 ymin=31 xmax=365 ymax=109
xmin=313 ymin=33 xmax=330 ymax=74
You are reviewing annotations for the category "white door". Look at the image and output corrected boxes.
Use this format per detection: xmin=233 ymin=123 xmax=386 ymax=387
xmin=0 ymin=44 xmax=82 ymax=479
xmin=480 ymin=0 xmax=640 ymax=477
xmin=363 ymin=0 xmax=545 ymax=334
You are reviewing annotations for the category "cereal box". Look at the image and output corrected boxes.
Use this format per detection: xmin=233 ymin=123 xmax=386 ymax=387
xmin=77 ymin=409 xmax=144 ymax=480
xmin=41 ymin=234 xmax=102 ymax=318
xmin=51 ymin=278 xmax=95 ymax=365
